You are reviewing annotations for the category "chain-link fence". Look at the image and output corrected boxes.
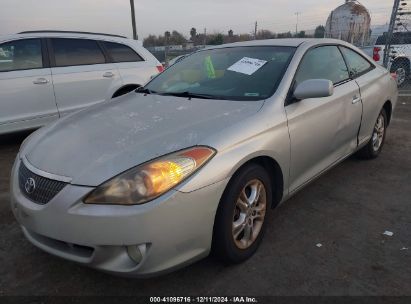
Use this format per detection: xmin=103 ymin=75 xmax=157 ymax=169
xmin=378 ymin=0 xmax=411 ymax=92
xmin=147 ymin=49 xmax=195 ymax=66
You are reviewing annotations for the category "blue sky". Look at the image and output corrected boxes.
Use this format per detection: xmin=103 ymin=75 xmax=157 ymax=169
xmin=0 ymin=0 xmax=393 ymax=39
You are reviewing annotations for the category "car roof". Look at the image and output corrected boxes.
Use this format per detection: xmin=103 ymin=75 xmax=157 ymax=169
xmin=18 ymin=30 xmax=128 ymax=39
xmin=206 ymin=38 xmax=351 ymax=49
xmin=0 ymin=31 xmax=142 ymax=45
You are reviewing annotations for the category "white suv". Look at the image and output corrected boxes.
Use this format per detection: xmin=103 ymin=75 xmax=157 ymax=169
xmin=0 ymin=31 xmax=163 ymax=135
xmin=373 ymin=32 xmax=411 ymax=87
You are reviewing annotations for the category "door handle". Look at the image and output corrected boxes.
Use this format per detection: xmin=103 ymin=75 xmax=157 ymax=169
xmin=103 ymin=72 xmax=114 ymax=78
xmin=352 ymin=96 xmax=362 ymax=104
xmin=33 ymin=78 xmax=49 ymax=85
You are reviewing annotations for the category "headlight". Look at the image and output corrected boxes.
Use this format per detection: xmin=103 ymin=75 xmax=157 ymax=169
xmin=84 ymin=146 xmax=216 ymax=205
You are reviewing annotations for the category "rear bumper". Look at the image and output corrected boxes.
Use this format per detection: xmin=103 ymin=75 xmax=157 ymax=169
xmin=10 ymin=156 xmax=229 ymax=277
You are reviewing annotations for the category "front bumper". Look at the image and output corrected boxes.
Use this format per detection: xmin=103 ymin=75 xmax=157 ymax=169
xmin=10 ymin=156 xmax=229 ymax=277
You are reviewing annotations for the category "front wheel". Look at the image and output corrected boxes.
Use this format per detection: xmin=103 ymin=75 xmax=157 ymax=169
xmin=212 ymin=164 xmax=272 ymax=264
xmin=356 ymin=108 xmax=387 ymax=159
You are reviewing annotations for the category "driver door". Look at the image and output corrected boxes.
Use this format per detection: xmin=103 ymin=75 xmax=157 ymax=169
xmin=285 ymin=45 xmax=363 ymax=193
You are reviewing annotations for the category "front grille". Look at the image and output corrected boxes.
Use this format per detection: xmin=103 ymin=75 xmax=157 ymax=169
xmin=18 ymin=162 xmax=67 ymax=205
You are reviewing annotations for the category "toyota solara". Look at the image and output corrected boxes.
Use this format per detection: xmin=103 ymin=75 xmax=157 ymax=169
xmin=11 ymin=39 xmax=398 ymax=277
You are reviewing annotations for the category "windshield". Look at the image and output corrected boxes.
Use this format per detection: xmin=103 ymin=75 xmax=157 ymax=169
xmin=145 ymin=46 xmax=295 ymax=101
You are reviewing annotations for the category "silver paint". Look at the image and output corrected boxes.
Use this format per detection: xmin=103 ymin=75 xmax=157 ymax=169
xmin=11 ymin=39 xmax=398 ymax=277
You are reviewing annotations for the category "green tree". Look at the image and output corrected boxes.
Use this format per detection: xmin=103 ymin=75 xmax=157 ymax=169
xmin=209 ymin=33 xmax=224 ymax=45
xmin=170 ymin=30 xmax=186 ymax=45
xmin=164 ymin=31 xmax=171 ymax=47
xmin=314 ymin=25 xmax=326 ymax=38
xmin=143 ymin=34 xmax=157 ymax=47
xmin=190 ymin=27 xmax=197 ymax=40
xmin=296 ymin=31 xmax=306 ymax=38
xmin=277 ymin=31 xmax=292 ymax=39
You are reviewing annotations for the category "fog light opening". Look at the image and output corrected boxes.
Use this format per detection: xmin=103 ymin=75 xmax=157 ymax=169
xmin=126 ymin=244 xmax=147 ymax=264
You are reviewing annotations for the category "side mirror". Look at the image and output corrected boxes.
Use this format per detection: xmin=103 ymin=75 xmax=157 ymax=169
xmin=293 ymin=79 xmax=334 ymax=100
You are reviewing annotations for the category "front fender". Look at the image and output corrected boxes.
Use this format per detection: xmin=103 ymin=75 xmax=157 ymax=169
xmin=177 ymin=105 xmax=290 ymax=197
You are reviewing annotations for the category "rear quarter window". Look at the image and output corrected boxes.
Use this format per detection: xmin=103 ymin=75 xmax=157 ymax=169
xmin=104 ymin=41 xmax=144 ymax=63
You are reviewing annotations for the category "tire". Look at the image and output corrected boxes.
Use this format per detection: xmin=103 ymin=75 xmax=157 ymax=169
xmin=212 ymin=163 xmax=272 ymax=264
xmin=390 ymin=60 xmax=409 ymax=88
xmin=356 ymin=108 xmax=387 ymax=160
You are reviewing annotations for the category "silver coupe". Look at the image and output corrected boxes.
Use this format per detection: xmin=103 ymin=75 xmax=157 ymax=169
xmin=11 ymin=39 xmax=398 ymax=277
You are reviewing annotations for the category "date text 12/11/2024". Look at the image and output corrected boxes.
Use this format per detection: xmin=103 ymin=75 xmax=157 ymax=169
xmin=149 ymin=296 xmax=258 ymax=303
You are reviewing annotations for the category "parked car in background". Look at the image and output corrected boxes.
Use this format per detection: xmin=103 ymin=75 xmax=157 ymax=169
xmin=168 ymin=54 xmax=186 ymax=67
xmin=373 ymin=32 xmax=411 ymax=87
xmin=0 ymin=31 xmax=163 ymax=135
xmin=11 ymin=39 xmax=397 ymax=277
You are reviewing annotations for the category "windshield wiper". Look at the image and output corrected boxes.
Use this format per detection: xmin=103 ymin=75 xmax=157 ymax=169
xmin=159 ymin=91 xmax=225 ymax=100
xmin=135 ymin=87 xmax=156 ymax=94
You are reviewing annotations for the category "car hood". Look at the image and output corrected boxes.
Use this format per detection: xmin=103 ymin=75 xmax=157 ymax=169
xmin=23 ymin=93 xmax=264 ymax=186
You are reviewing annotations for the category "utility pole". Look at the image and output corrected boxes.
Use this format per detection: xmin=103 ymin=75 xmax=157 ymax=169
xmin=164 ymin=31 xmax=170 ymax=67
xmin=254 ymin=21 xmax=258 ymax=40
xmin=383 ymin=0 xmax=400 ymax=67
xmin=295 ymin=12 xmax=301 ymax=35
xmin=203 ymin=28 xmax=207 ymax=47
xmin=130 ymin=0 xmax=138 ymax=40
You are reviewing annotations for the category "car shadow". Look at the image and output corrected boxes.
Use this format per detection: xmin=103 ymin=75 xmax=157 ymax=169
xmin=0 ymin=130 xmax=35 ymax=147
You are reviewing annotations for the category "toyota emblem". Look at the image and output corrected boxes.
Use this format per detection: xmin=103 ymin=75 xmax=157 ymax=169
xmin=24 ymin=178 xmax=36 ymax=194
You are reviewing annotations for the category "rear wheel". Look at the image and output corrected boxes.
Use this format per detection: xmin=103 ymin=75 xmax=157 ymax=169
xmin=356 ymin=108 xmax=387 ymax=159
xmin=391 ymin=60 xmax=409 ymax=87
xmin=212 ymin=164 xmax=272 ymax=263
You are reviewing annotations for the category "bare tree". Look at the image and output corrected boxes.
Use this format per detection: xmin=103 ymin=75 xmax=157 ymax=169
xmin=256 ymin=29 xmax=276 ymax=40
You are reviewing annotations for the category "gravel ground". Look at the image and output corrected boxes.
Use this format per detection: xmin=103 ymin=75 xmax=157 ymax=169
xmin=0 ymin=98 xmax=410 ymax=296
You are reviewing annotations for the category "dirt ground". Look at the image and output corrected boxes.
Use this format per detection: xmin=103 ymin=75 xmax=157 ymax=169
xmin=0 ymin=98 xmax=410 ymax=296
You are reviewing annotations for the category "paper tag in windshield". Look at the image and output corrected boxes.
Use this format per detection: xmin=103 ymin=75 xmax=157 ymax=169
xmin=227 ymin=57 xmax=267 ymax=75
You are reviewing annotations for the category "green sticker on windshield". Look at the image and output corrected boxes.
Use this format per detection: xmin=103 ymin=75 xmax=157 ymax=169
xmin=204 ymin=55 xmax=216 ymax=79
xmin=244 ymin=93 xmax=260 ymax=97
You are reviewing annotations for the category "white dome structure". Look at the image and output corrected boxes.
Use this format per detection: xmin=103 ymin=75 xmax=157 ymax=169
xmin=325 ymin=0 xmax=371 ymax=46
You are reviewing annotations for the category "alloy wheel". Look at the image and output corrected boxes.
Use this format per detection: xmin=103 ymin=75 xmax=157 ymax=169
xmin=395 ymin=67 xmax=406 ymax=87
xmin=232 ymin=179 xmax=267 ymax=250
xmin=372 ymin=113 xmax=385 ymax=152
